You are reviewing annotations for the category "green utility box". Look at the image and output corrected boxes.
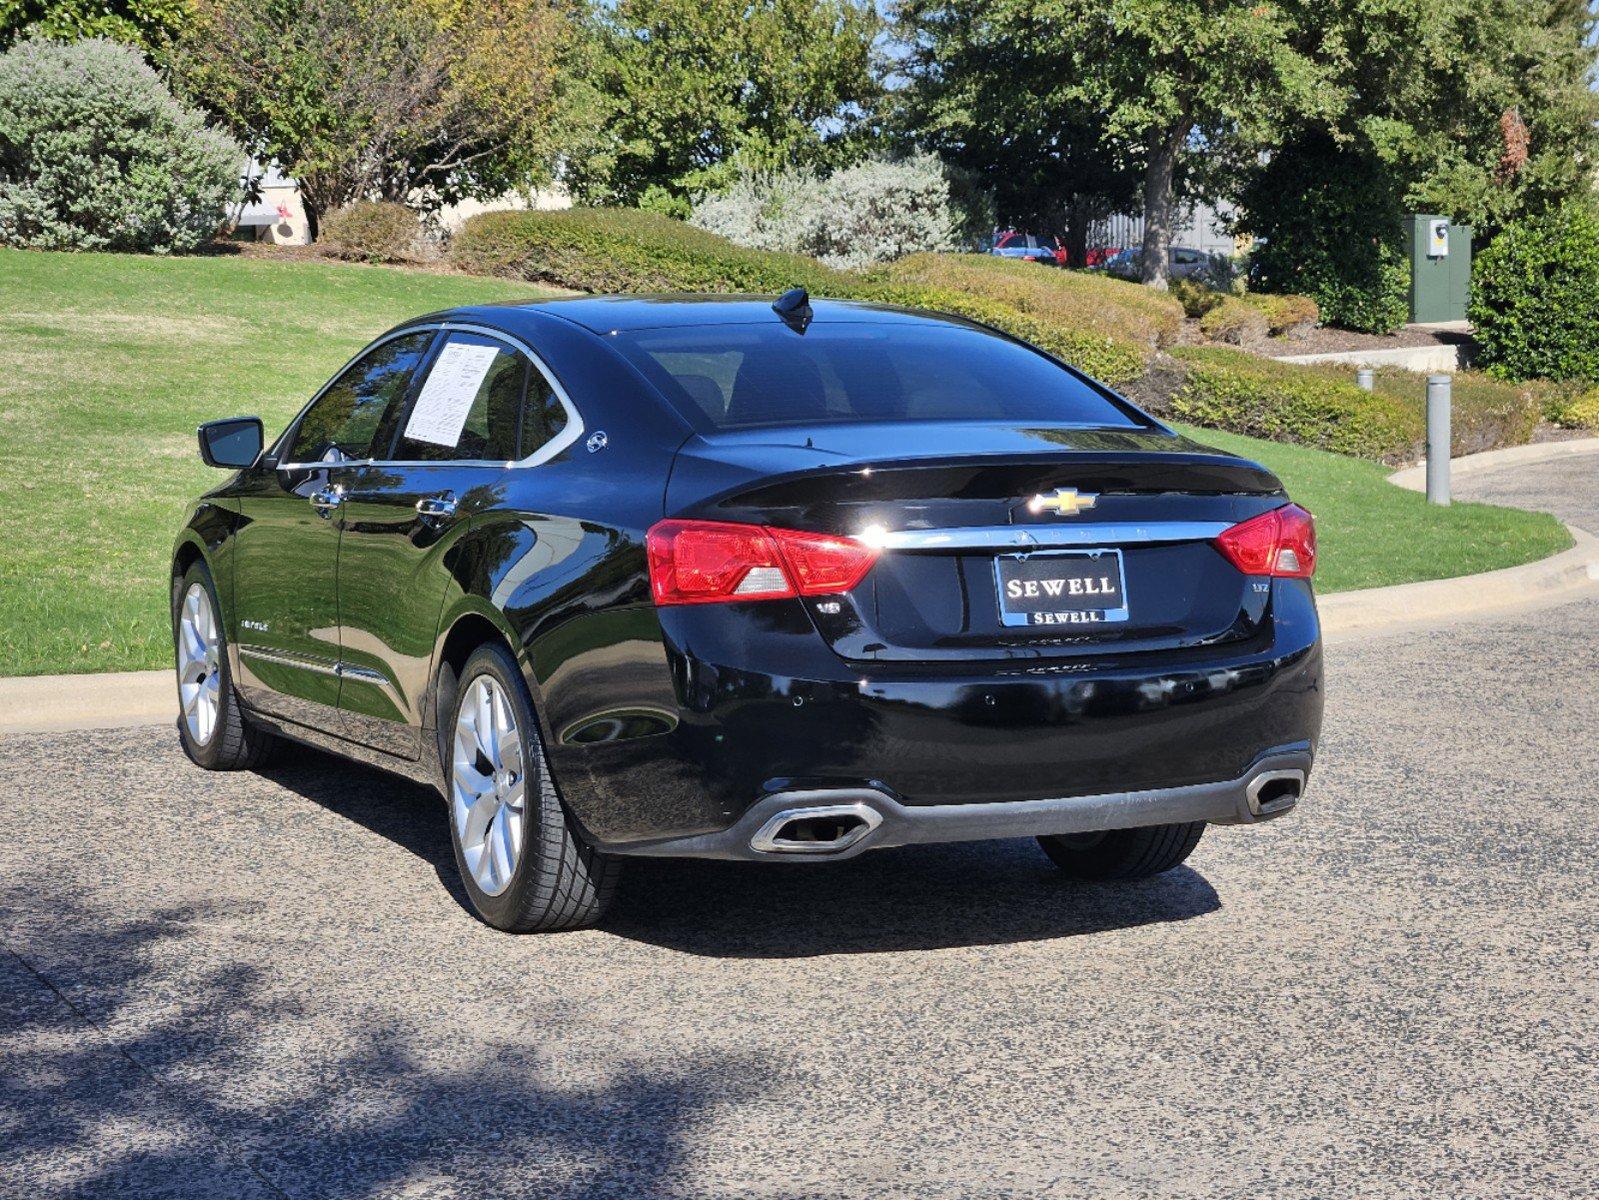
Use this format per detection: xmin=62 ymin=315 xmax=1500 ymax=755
xmin=1404 ymin=214 xmax=1472 ymax=323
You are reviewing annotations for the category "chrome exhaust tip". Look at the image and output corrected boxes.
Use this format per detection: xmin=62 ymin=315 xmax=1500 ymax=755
xmin=749 ymin=803 xmax=883 ymax=855
xmin=1245 ymin=769 xmax=1304 ymax=819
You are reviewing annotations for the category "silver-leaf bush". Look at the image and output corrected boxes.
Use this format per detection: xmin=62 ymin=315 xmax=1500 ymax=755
xmin=0 ymin=38 xmax=242 ymax=253
xmin=691 ymin=154 xmax=960 ymax=270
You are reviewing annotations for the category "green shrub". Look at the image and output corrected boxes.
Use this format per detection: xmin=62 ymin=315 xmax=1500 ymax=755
xmin=1241 ymin=292 xmax=1319 ymax=337
xmin=1166 ymin=346 xmax=1421 ymax=463
xmin=1544 ymin=385 xmax=1599 ymax=429
xmin=1198 ymin=297 xmax=1269 ymax=347
xmin=1470 ymin=204 xmax=1599 ymax=383
xmin=1171 ymin=278 xmax=1225 ymax=319
xmin=1241 ymin=135 xmax=1410 ymax=334
xmin=451 ymin=209 xmax=1150 ymax=384
xmin=0 ymin=37 xmax=241 ymax=253
xmin=319 ymin=201 xmax=421 ymax=263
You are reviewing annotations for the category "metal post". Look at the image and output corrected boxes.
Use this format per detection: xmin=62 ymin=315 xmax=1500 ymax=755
xmin=1356 ymin=368 xmax=1374 ymax=392
xmin=1426 ymin=374 xmax=1451 ymax=506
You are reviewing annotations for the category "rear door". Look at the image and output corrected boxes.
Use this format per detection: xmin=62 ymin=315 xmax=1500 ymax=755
xmin=335 ymin=327 xmax=573 ymax=756
xmin=232 ymin=330 xmax=433 ymax=726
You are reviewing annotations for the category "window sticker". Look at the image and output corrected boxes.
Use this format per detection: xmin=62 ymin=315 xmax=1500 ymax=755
xmin=402 ymin=342 xmax=501 ymax=447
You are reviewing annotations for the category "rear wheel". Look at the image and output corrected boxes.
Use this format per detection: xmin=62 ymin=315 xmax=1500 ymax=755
xmin=1037 ymin=822 xmax=1204 ymax=881
xmin=173 ymin=561 xmax=274 ymax=770
xmin=445 ymin=643 xmax=619 ymax=932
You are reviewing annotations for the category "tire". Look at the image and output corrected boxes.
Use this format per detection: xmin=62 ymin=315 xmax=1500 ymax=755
xmin=444 ymin=642 xmax=619 ymax=932
xmin=1037 ymin=821 xmax=1205 ymax=881
xmin=173 ymin=560 xmax=275 ymax=771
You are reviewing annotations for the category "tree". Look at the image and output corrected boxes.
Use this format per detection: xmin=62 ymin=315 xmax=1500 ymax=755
xmin=1235 ymin=0 xmax=1599 ymax=330
xmin=889 ymin=1 xmax=1336 ymax=287
xmin=0 ymin=0 xmax=188 ymax=53
xmin=566 ymin=0 xmax=879 ymax=208
xmin=171 ymin=0 xmax=572 ymax=238
xmin=891 ymin=2 xmax=1141 ymax=265
xmin=1060 ymin=2 xmax=1337 ymax=289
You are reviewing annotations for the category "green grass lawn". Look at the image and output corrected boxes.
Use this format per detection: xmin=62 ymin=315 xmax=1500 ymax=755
xmin=0 ymin=249 xmax=542 ymax=677
xmin=1175 ymin=425 xmax=1570 ymax=592
xmin=0 ymin=249 xmax=1571 ymax=677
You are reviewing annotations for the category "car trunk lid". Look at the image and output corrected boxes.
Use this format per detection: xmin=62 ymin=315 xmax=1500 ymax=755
xmin=665 ymin=421 xmax=1289 ymax=663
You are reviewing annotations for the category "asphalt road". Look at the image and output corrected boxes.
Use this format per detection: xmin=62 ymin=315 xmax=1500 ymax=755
xmin=3 ymin=450 xmax=1596 ymax=1199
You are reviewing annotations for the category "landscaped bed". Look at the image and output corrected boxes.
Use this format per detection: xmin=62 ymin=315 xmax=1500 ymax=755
xmin=0 ymin=248 xmax=1570 ymax=676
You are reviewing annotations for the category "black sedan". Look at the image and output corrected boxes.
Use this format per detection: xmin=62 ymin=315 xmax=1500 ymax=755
xmin=174 ymin=290 xmax=1323 ymax=931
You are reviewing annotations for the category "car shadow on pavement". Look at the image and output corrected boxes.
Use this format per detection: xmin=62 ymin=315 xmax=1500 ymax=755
xmin=1 ymin=886 xmax=758 ymax=1199
xmin=255 ymin=746 xmax=1221 ymax=959
xmin=606 ymin=850 xmax=1219 ymax=958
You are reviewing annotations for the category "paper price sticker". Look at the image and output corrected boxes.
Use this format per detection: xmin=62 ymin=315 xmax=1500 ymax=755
xmin=403 ymin=342 xmax=500 ymax=448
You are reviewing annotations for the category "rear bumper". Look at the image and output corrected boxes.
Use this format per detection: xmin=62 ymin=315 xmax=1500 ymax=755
xmin=616 ymin=745 xmax=1311 ymax=861
xmin=547 ymin=581 xmax=1323 ymax=850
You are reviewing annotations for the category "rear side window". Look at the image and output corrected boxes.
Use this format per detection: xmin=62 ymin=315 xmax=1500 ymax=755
xmin=287 ymin=332 xmax=433 ymax=463
xmin=612 ymin=322 xmax=1144 ymax=431
xmin=392 ymin=332 xmax=530 ymax=462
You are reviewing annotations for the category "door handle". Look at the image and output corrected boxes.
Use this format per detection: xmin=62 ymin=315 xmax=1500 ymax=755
xmin=415 ymin=492 xmax=458 ymax=522
xmin=309 ymin=485 xmax=345 ymax=517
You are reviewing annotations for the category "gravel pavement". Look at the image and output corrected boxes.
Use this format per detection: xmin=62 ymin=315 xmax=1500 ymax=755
xmin=1450 ymin=446 xmax=1599 ymax=532
xmin=3 ymin=453 xmax=1596 ymax=1198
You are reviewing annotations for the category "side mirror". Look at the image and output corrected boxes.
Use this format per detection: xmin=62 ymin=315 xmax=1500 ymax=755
xmin=198 ymin=417 xmax=263 ymax=469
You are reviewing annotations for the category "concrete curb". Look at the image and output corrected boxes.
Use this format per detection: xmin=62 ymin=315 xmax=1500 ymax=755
xmin=1388 ymin=436 xmax=1599 ymax=492
xmin=0 ymin=669 xmax=173 ymax=735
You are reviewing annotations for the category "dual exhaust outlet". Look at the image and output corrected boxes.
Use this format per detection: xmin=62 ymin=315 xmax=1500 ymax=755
xmin=746 ymin=767 xmax=1307 ymax=858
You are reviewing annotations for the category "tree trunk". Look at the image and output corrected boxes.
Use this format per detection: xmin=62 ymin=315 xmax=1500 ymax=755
xmin=1062 ymin=205 xmax=1089 ymax=270
xmin=1139 ymin=124 xmax=1186 ymax=291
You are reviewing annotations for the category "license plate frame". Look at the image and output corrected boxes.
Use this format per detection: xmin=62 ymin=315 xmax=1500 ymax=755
xmin=994 ymin=548 xmax=1130 ymax=627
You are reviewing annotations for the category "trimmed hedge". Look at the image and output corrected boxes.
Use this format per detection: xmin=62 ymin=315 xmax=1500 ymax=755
xmin=451 ymin=209 xmax=1149 ymax=383
xmin=319 ymin=201 xmax=421 ymax=263
xmin=1351 ymin=368 xmax=1542 ymax=457
xmin=1241 ymin=292 xmax=1319 ymax=338
xmin=1198 ymin=297 xmax=1269 ymax=347
xmin=1166 ymin=346 xmax=1422 ymax=463
xmin=874 ymin=253 xmax=1182 ymax=349
xmin=451 ymin=207 xmax=846 ymax=293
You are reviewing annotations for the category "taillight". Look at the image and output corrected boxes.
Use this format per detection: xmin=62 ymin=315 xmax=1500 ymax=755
xmin=646 ymin=520 xmax=878 ymax=606
xmin=1213 ymin=504 xmax=1317 ymax=578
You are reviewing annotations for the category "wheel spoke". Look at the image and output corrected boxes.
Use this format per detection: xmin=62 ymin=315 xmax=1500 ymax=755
xmin=475 ymin=682 xmax=498 ymax=768
xmin=489 ymin=809 xmax=513 ymax=883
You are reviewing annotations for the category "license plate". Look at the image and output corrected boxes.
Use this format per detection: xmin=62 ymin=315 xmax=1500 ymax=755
xmin=994 ymin=549 xmax=1129 ymax=627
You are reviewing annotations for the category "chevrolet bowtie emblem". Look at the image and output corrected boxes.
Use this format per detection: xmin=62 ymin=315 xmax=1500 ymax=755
xmin=1028 ymin=487 xmax=1098 ymax=517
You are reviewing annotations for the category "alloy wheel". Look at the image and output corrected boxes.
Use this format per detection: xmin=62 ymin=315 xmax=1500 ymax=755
xmin=177 ymin=582 xmax=222 ymax=746
xmin=450 ymin=675 xmax=527 ymax=897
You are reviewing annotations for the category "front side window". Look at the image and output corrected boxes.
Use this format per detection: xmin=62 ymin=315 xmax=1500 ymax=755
xmin=612 ymin=322 xmax=1145 ymax=432
xmin=392 ymin=332 xmax=530 ymax=463
xmin=286 ymin=332 xmax=433 ymax=463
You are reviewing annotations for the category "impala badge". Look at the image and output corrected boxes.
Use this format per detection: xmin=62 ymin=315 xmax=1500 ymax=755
xmin=1028 ymin=488 xmax=1098 ymax=517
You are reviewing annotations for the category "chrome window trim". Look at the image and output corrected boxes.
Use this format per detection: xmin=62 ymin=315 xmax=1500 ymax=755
xmin=273 ymin=321 xmax=584 ymax=472
xmin=860 ymin=521 xmax=1232 ymax=552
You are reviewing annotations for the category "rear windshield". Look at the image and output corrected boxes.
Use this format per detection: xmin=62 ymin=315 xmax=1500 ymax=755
xmin=611 ymin=321 xmax=1144 ymax=432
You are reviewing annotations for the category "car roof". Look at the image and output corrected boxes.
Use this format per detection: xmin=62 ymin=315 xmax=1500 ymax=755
xmin=415 ymin=295 xmax=984 ymax=336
